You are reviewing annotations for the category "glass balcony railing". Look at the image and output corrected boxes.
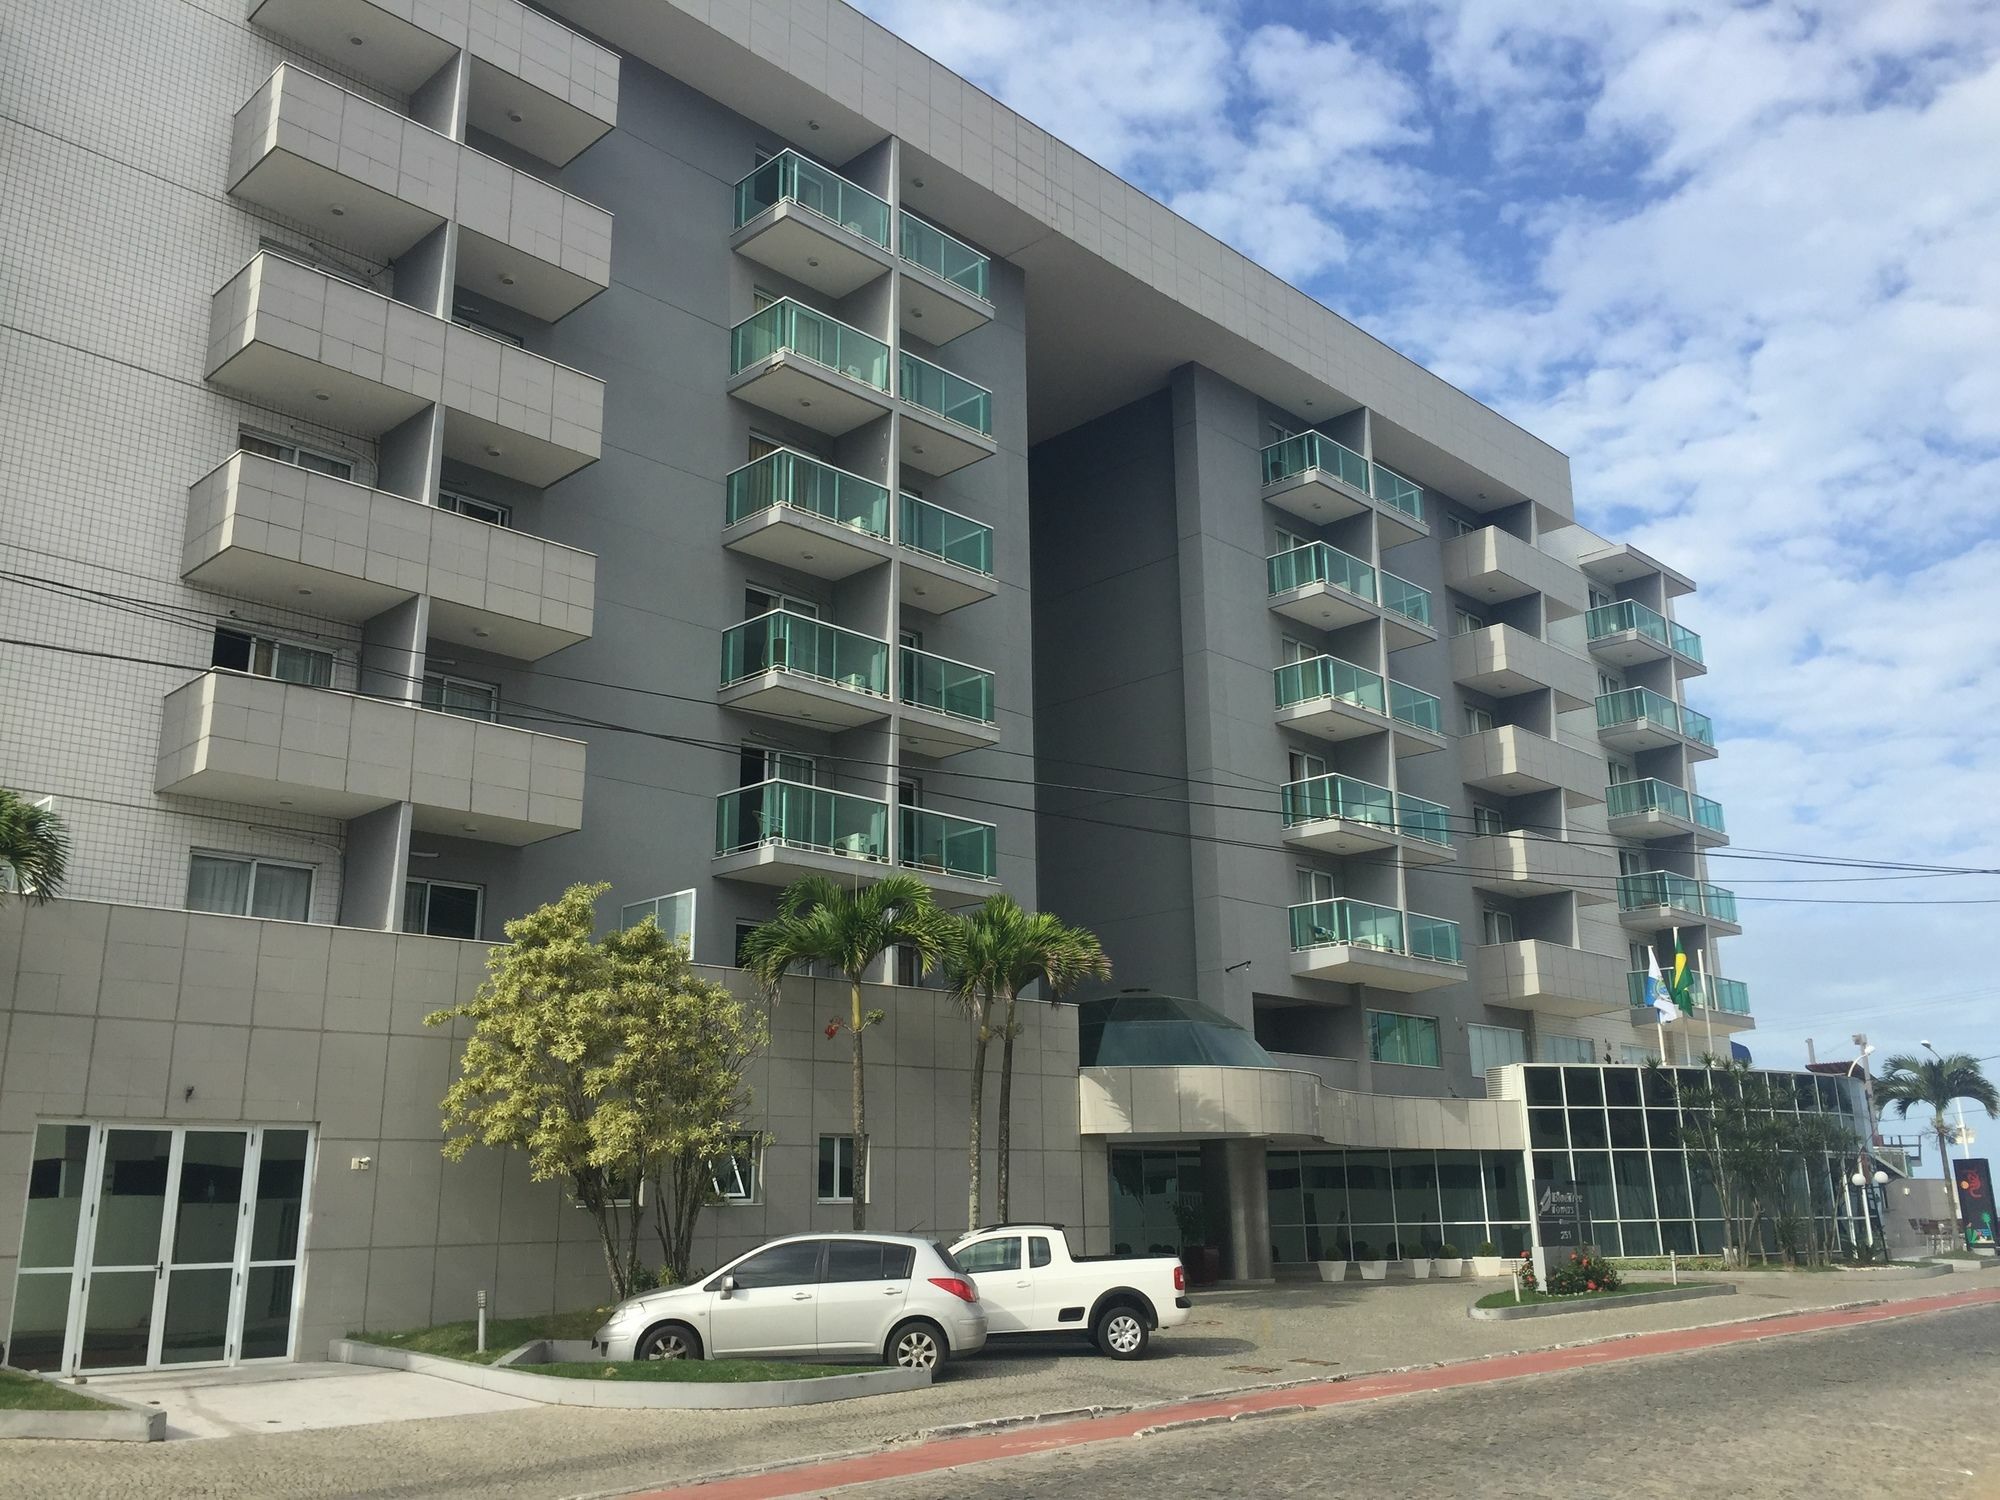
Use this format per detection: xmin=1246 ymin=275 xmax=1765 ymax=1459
xmin=1625 ymin=970 xmax=1752 ymax=1015
xmin=898 ymin=645 xmax=996 ymax=724
xmin=1280 ymin=772 xmax=1394 ymax=831
xmin=899 ymin=212 xmax=989 ymax=299
xmin=1275 ymin=654 xmax=1385 ymax=714
xmin=1397 ymin=792 xmax=1452 ymax=848
xmin=899 ymin=494 xmax=993 ymax=575
xmin=721 ymin=610 xmax=889 ymax=696
xmin=898 ymin=351 xmax=992 ymax=435
xmin=1369 ymin=463 xmax=1425 ymax=522
xmin=1288 ymin=899 xmax=1461 ymax=963
xmin=1595 ymin=686 xmax=1717 ymax=748
xmin=731 ymin=299 xmax=890 ymax=389
xmin=1605 ymin=778 xmax=1728 ymax=835
xmin=899 ymin=804 xmax=998 ymax=880
xmin=725 ymin=449 xmax=889 ymax=536
xmin=1616 ymin=870 xmax=1738 ymax=923
xmin=1585 ymin=600 xmax=1704 ymax=664
xmin=1389 ymin=679 xmax=1443 ymax=734
xmin=1379 ymin=570 xmax=1433 ymax=629
xmin=1261 ymin=431 xmax=1369 ymax=492
xmin=716 ymin=778 xmax=888 ymax=861
xmin=732 ymin=150 xmax=890 ymax=246
xmin=1267 ymin=542 xmax=1375 ymax=602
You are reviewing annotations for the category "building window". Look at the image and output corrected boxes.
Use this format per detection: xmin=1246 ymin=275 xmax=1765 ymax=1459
xmin=734 ymin=921 xmax=759 ymax=967
xmin=1589 ymin=588 xmax=1616 ymax=611
xmin=1368 ymin=1010 xmax=1441 ymax=1068
xmin=1296 ymin=867 xmax=1337 ymax=904
xmin=1464 ymin=705 xmax=1495 ymax=735
xmin=1472 ymin=805 xmax=1507 ymax=837
xmin=1597 ymin=670 xmax=1623 ymax=698
xmin=422 ymin=672 xmax=498 ymax=721
xmin=894 ymin=944 xmax=923 ymax=987
xmin=1608 ymin=758 xmax=1635 ymax=785
xmin=709 ymin=1136 xmax=759 ymax=1204
xmin=1469 ymin=1024 xmax=1526 ymax=1075
xmin=452 ymin=295 xmax=524 ymax=346
xmin=1621 ymin=1045 xmax=1657 ymax=1066
xmin=1281 ymin=636 xmax=1315 ymax=665
xmin=405 ymin=879 xmax=482 ymax=939
xmin=436 ymin=489 xmax=510 ymax=527
xmin=187 ymin=853 xmax=313 ymax=921
xmin=1539 ymin=1034 xmax=1596 ymax=1064
xmin=239 ymin=429 xmax=353 ymax=480
xmin=621 ymin=889 xmax=696 ymax=956
xmin=212 ymin=627 xmax=334 ymax=688
xmin=1448 ymin=515 xmax=1479 ymax=538
xmin=818 ymin=1135 xmax=866 ymax=1203
xmin=1288 ymin=750 xmax=1328 ymax=783
xmin=752 ymin=285 xmax=779 ymax=312
xmin=1453 ymin=608 xmax=1485 ymax=636
xmin=1481 ymin=909 xmax=1516 ymax=946
xmin=1274 ymin=526 xmax=1309 ymax=555
xmin=745 ymin=586 xmax=818 ymax=619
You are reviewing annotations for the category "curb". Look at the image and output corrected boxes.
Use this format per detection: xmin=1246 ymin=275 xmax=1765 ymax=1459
xmin=0 ymin=1368 xmax=165 ymax=1442
xmin=329 ymin=1339 xmax=929 ymax=1409
xmin=1470 ymin=1284 xmax=1736 ymax=1321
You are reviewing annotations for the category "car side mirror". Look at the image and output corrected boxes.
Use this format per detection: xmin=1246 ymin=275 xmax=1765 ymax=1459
xmin=718 ymin=1274 xmax=737 ymax=1298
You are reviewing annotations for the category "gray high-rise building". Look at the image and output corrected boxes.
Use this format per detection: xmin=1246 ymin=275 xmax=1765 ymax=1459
xmin=0 ymin=1 xmax=1766 ymax=1377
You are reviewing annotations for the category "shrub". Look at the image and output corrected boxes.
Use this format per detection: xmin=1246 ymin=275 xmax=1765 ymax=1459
xmin=1515 ymin=1251 xmax=1537 ymax=1293
xmin=1545 ymin=1251 xmax=1622 ymax=1296
xmin=1384 ymin=1240 xmax=1403 ymax=1261
xmin=1438 ymin=1242 xmax=1461 ymax=1259
xmin=1478 ymin=1241 xmax=1498 ymax=1257
xmin=1350 ymin=1240 xmax=1373 ymax=1261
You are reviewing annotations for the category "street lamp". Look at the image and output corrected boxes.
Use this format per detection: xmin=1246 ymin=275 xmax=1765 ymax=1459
xmin=1849 ymin=1167 xmax=1891 ymax=1256
xmin=1844 ymin=1047 xmax=1877 ymax=1255
xmin=1922 ymin=1040 xmax=1969 ymax=1226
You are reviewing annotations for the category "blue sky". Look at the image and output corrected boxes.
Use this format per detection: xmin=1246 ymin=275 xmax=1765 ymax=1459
xmin=855 ymin=0 xmax=2000 ymax=1148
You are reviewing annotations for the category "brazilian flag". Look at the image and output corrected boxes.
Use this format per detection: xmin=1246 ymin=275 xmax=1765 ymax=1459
xmin=1670 ymin=933 xmax=1696 ymax=1015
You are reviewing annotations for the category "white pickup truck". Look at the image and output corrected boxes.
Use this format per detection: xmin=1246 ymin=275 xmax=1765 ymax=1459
xmin=949 ymin=1224 xmax=1190 ymax=1359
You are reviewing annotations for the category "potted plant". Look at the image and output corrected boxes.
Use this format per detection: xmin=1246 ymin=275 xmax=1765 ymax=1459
xmin=1407 ymin=1239 xmax=1433 ymax=1279
xmin=1353 ymin=1239 xmax=1388 ymax=1281
xmin=1434 ymin=1241 xmax=1464 ymax=1278
xmin=1467 ymin=1240 xmax=1507 ymax=1278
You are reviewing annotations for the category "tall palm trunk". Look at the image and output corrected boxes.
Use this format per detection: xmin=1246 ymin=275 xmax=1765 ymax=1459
xmin=1939 ymin=1118 xmax=1961 ymax=1230
xmin=850 ymin=974 xmax=867 ymax=1231
xmin=995 ymin=985 xmax=1019 ymax=1222
xmin=966 ymin=986 xmax=994 ymax=1231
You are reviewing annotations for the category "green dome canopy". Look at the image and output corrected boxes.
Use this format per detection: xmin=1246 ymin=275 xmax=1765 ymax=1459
xmin=1076 ymin=991 xmax=1281 ymax=1069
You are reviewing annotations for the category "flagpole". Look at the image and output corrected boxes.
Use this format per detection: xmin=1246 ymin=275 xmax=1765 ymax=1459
xmin=1671 ymin=926 xmax=1686 ymax=1065
xmin=1695 ymin=946 xmax=1716 ymax=1060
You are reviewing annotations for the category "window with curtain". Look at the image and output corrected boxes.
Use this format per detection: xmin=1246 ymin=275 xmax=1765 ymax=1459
xmin=186 ymin=854 xmax=312 ymax=921
xmin=1469 ymin=1024 xmax=1527 ymax=1076
xmin=421 ymin=673 xmax=498 ymax=721
xmin=211 ymin=628 xmax=333 ymax=688
xmin=1368 ymin=1011 xmax=1441 ymax=1067
xmin=1539 ymin=1034 xmax=1596 ymax=1064
xmin=405 ymin=879 xmax=482 ymax=939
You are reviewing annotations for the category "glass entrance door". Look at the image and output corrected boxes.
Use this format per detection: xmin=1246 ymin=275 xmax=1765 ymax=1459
xmin=7 ymin=1124 xmax=312 ymax=1373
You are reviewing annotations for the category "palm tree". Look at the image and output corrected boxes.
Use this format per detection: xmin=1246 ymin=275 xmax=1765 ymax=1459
xmin=1877 ymin=1050 xmax=2000 ymax=1224
xmin=943 ymin=896 xmax=1108 ymax=1225
xmin=739 ymin=874 xmax=950 ymax=1230
xmin=0 ymin=789 xmax=68 ymax=904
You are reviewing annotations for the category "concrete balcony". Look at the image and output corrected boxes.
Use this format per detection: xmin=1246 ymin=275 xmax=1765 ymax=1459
xmin=898 ymin=352 xmax=997 ymax=477
xmin=1605 ymin=778 xmax=1728 ymax=847
xmin=1585 ymin=600 xmax=1705 ymax=678
xmin=897 ymin=213 xmax=996 ymax=344
xmin=157 ymin=670 xmax=584 ymax=844
xmin=1449 ymin=624 xmax=1594 ymax=710
xmin=1288 ymin=901 xmax=1465 ymax=993
xmin=248 ymin=0 xmax=619 ymax=167
xmin=898 ymin=645 xmax=999 ymax=758
xmin=1279 ymin=775 xmax=1455 ymax=867
xmin=1458 ymin=724 xmax=1605 ymax=805
xmin=728 ymin=300 xmax=893 ymax=437
xmin=183 ymin=452 xmax=594 ymax=660
xmin=731 ymin=151 xmax=893 ymax=298
xmin=1266 ymin=545 xmax=1436 ymax=651
xmin=1616 ymin=871 xmax=1742 ymax=937
xmin=228 ymin=65 xmax=612 ymax=323
xmin=1625 ymin=972 xmax=1753 ymax=1032
xmin=897 ymin=495 xmax=997 ymax=614
xmin=1273 ymin=657 xmax=1448 ymax=757
xmin=1463 ymin=832 xmax=1616 ymax=903
xmin=717 ymin=612 xmax=892 ymax=732
xmin=1441 ymin=527 xmax=1586 ymax=618
xmin=1579 ymin=541 xmax=1695 ymax=599
xmin=721 ymin=449 xmax=895 ymax=582
xmin=205 ymin=252 xmax=603 ymax=487
xmin=712 ymin=781 xmax=996 ymax=899
xmin=1259 ymin=433 xmax=1427 ymax=547
xmin=1596 ymin=688 xmax=1718 ymax=761
xmin=1478 ymin=941 xmax=1628 ymax=1018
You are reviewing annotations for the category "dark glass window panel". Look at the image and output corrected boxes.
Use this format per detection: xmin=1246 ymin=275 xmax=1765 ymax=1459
xmin=1272 ymin=1224 xmax=1308 ymax=1264
xmin=1568 ymin=1109 xmax=1610 ymax=1150
xmin=1445 ymin=1223 xmax=1487 ymax=1255
xmin=1532 ymin=1152 xmax=1566 ymax=1184
xmin=1608 ymin=1109 xmax=1648 ymax=1150
xmin=239 ymin=1264 xmax=297 ymax=1360
xmin=825 ymin=1240 xmax=905 ymax=1282
xmin=1347 ymin=1225 xmax=1394 ymax=1260
xmin=1689 ymin=1161 xmax=1723 ymax=1219
xmin=1484 ymin=1153 xmax=1530 ymax=1220
xmin=1345 ymin=1151 xmax=1394 ymax=1223
xmin=212 ymin=628 xmax=254 ymax=671
xmin=1660 ymin=1221 xmax=1696 ymax=1254
xmin=251 ymin=1130 xmax=310 ymax=1261
xmin=1267 ymin=1154 xmax=1304 ymax=1227
xmin=1613 ymin=1151 xmax=1657 ymax=1220
xmin=21 ymin=1123 xmax=91 ymax=1269
xmin=1653 ymin=1153 xmax=1694 ymax=1218
xmin=1675 ymin=1068 xmax=1707 ymax=1094
xmin=1529 ymin=1109 xmax=1570 ymax=1150
xmin=1392 ymin=1152 xmax=1440 ymax=1224
xmin=80 ymin=1270 xmax=156 ymax=1370
xmin=1572 ymin=1151 xmax=1616 ymax=1226
xmin=1694 ymin=1220 xmax=1726 ymax=1254
xmin=1564 ymin=1067 xmax=1604 ymax=1106
xmin=730 ymin=1241 xmax=824 ymax=1289
xmin=1646 ymin=1109 xmax=1683 ymax=1148
xmin=1604 ymin=1069 xmax=1641 ymax=1107
xmin=1437 ymin=1152 xmax=1484 ymax=1221
xmin=6 ymin=1274 xmax=73 ymax=1371
xmin=1815 ymin=1077 xmax=1841 ymax=1111
xmin=93 ymin=1130 xmax=171 ymax=1267
xmin=1525 ymin=1066 xmax=1563 ymax=1107
xmin=172 ymin=1132 xmax=247 ymax=1265
xmin=1622 ymin=1220 xmax=1663 ymax=1256
xmin=1026 ymin=1239 xmax=1050 ymax=1270
xmin=1495 ymin=1222 xmax=1531 ymax=1256
xmin=424 ymin=883 xmax=482 ymax=939
xmin=1588 ymin=1222 xmax=1624 ymax=1256
xmin=160 ymin=1267 xmax=233 ymax=1364
xmin=1642 ymin=1067 xmax=1678 ymax=1107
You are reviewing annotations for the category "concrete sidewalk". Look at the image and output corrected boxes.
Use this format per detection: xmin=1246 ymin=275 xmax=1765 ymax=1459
xmin=86 ymin=1362 xmax=533 ymax=1441
xmin=1 ymin=1272 xmax=1965 ymax=1500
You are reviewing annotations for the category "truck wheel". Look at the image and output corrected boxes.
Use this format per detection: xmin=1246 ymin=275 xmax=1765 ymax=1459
xmin=1094 ymin=1304 xmax=1149 ymax=1359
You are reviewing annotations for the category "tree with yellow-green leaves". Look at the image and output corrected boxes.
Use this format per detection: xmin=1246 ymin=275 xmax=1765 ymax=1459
xmin=426 ymin=883 xmax=767 ymax=1298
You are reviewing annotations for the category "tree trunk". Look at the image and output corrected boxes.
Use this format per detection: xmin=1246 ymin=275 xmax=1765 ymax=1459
xmin=1940 ymin=1121 xmax=1961 ymax=1233
xmin=966 ymin=987 xmax=993 ymax=1233
xmin=850 ymin=975 xmax=867 ymax=1232
xmin=995 ymin=986 xmax=1019 ymax=1222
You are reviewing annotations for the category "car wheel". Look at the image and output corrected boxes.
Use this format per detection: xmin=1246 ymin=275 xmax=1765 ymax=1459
xmin=1094 ymin=1305 xmax=1149 ymax=1360
xmin=886 ymin=1319 xmax=947 ymax=1370
xmin=635 ymin=1322 xmax=702 ymax=1361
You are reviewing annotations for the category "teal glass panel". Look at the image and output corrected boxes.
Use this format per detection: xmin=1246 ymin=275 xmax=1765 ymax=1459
xmin=732 ymin=150 xmax=890 ymax=245
xmin=898 ymin=352 xmax=992 ymax=434
xmin=899 ymin=494 xmax=993 ymax=573
xmin=730 ymin=300 xmax=890 ymax=389
xmin=898 ymin=646 xmax=995 ymax=724
xmin=899 ymin=212 xmax=989 ymax=296
xmin=898 ymin=806 xmax=997 ymax=879
xmin=720 ymin=612 xmax=889 ymax=695
xmin=1273 ymin=655 xmax=1386 ymax=713
xmin=726 ymin=450 xmax=889 ymax=536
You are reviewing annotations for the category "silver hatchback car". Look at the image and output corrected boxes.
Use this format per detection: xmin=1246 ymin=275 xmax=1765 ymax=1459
xmin=594 ymin=1233 xmax=987 ymax=1369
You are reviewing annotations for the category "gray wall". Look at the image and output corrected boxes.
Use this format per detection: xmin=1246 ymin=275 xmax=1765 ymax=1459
xmin=0 ymin=899 xmax=1090 ymax=1354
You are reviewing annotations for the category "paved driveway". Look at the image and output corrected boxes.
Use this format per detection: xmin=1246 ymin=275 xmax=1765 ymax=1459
xmin=3 ymin=1272 xmax=1956 ymax=1500
xmin=89 ymin=1362 xmax=533 ymax=1441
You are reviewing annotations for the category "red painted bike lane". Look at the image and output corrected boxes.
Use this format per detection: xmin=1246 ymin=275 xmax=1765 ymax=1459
xmin=626 ymin=1286 xmax=2000 ymax=1500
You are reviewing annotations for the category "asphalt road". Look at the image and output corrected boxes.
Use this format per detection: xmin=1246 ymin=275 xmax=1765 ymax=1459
xmin=856 ymin=1302 xmax=2000 ymax=1499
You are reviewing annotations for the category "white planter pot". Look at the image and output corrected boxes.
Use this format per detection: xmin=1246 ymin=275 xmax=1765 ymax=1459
xmin=1467 ymin=1256 xmax=1508 ymax=1278
xmin=1409 ymin=1259 xmax=1433 ymax=1279
xmin=1357 ymin=1260 xmax=1389 ymax=1281
xmin=1314 ymin=1260 xmax=1350 ymax=1283
xmin=1434 ymin=1258 xmax=1464 ymax=1278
